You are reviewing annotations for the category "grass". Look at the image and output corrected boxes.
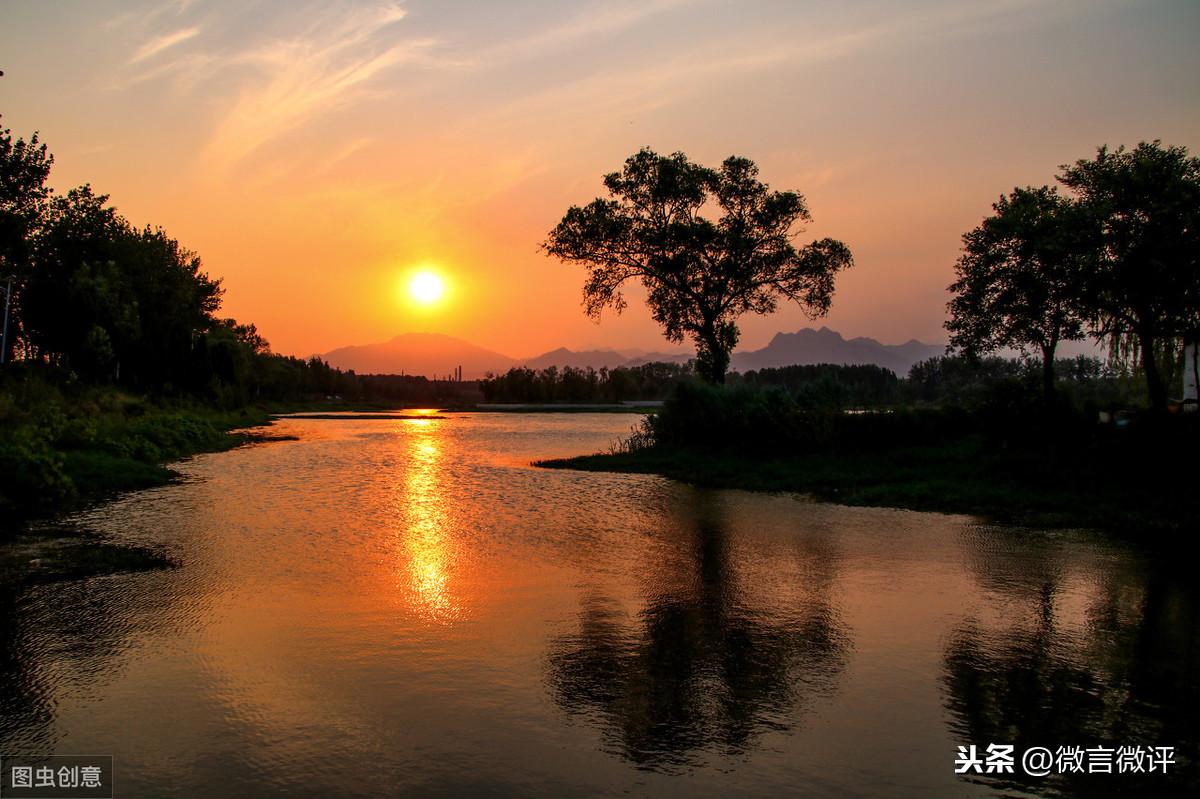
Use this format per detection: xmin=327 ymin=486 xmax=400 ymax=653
xmin=0 ymin=392 xmax=297 ymax=587
xmin=0 ymin=388 xmax=312 ymax=523
xmin=537 ymin=435 xmax=1197 ymax=536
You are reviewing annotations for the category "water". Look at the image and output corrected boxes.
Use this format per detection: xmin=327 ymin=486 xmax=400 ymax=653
xmin=1 ymin=413 xmax=1196 ymax=797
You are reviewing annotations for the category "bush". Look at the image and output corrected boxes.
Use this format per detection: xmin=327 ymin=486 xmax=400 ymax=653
xmin=647 ymin=381 xmax=830 ymax=453
xmin=0 ymin=423 xmax=75 ymax=510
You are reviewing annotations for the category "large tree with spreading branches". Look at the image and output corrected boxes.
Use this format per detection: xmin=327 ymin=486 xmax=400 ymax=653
xmin=544 ymin=149 xmax=853 ymax=383
xmin=1058 ymin=141 xmax=1200 ymax=414
xmin=946 ymin=186 xmax=1096 ymax=402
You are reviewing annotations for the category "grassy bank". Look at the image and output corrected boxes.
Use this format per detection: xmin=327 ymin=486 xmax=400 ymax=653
xmin=1 ymin=395 xmax=277 ymax=524
xmin=0 ymin=378 xmax=302 ymax=586
xmin=0 ymin=369 xmax=314 ymax=525
xmin=538 ymin=439 xmax=1192 ymax=534
xmin=536 ymin=382 xmax=1198 ymax=536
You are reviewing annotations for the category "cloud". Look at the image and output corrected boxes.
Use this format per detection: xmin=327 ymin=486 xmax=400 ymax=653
xmin=471 ymin=0 xmax=696 ymax=65
xmin=129 ymin=26 xmax=200 ymax=63
xmin=456 ymin=0 xmax=1078 ymax=144
xmin=192 ymin=4 xmax=442 ymax=173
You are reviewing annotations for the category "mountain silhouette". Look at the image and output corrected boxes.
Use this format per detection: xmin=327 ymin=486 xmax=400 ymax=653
xmin=520 ymin=347 xmax=631 ymax=371
xmin=731 ymin=326 xmax=943 ymax=375
xmin=321 ymin=333 xmax=515 ymax=379
xmin=320 ymin=327 xmax=942 ymax=378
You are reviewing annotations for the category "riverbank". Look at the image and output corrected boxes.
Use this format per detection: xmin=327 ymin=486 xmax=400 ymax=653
xmin=0 ymin=381 xmax=424 ymax=586
xmin=0 ymin=389 xmax=288 ymax=586
xmin=1 ymin=399 xmax=278 ymax=523
xmin=0 ymin=382 xmax=429 ymax=527
xmin=537 ymin=434 xmax=1197 ymax=537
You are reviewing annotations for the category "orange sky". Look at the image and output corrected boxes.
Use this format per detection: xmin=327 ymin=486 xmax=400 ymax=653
xmin=2 ymin=0 xmax=1198 ymax=358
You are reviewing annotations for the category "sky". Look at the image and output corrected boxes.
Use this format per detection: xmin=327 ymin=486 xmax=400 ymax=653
xmin=1 ymin=0 xmax=1198 ymax=359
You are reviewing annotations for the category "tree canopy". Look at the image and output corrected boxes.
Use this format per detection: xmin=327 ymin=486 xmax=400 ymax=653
xmin=1058 ymin=141 xmax=1200 ymax=413
xmin=947 ymin=186 xmax=1095 ymax=400
xmin=947 ymin=140 xmax=1200 ymax=413
xmin=0 ymin=119 xmax=52 ymax=273
xmin=19 ymin=185 xmax=223 ymax=386
xmin=545 ymin=149 xmax=853 ymax=383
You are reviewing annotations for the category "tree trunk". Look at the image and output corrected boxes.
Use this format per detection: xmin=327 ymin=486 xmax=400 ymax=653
xmin=1138 ymin=327 xmax=1168 ymax=415
xmin=695 ymin=328 xmax=729 ymax=385
xmin=1040 ymin=343 xmax=1057 ymax=405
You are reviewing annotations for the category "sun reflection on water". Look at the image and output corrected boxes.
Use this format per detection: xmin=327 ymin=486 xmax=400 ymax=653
xmin=396 ymin=418 xmax=461 ymax=624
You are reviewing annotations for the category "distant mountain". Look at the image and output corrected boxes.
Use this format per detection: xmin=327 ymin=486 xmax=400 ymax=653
xmin=622 ymin=351 xmax=693 ymax=367
xmin=319 ymin=327 xmax=943 ymax=379
xmin=731 ymin=326 xmax=942 ymax=376
xmin=321 ymin=333 xmax=515 ymax=378
xmin=520 ymin=347 xmax=631 ymax=371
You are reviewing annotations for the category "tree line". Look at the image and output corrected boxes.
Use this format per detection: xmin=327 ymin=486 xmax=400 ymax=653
xmin=480 ymin=362 xmax=692 ymax=403
xmin=546 ymin=144 xmax=1200 ymax=415
xmin=481 ymin=355 xmax=1132 ymax=413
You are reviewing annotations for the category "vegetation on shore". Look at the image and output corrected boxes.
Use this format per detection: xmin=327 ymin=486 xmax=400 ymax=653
xmin=0 ymin=370 xmax=281 ymax=524
xmin=540 ymin=436 xmax=1195 ymax=535
xmin=537 ymin=379 xmax=1198 ymax=535
xmin=537 ymin=142 xmax=1200 ymax=537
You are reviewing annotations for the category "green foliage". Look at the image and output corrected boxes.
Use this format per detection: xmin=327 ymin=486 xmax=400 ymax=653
xmin=0 ymin=118 xmax=53 ymax=278
xmin=946 ymin=141 xmax=1200 ymax=411
xmin=0 ymin=420 xmax=73 ymax=509
xmin=0 ymin=370 xmax=269 ymax=519
xmin=19 ymin=185 xmax=223 ymax=387
xmin=632 ymin=362 xmax=1144 ymax=459
xmin=645 ymin=381 xmax=820 ymax=452
xmin=549 ymin=381 xmax=1200 ymax=533
xmin=545 ymin=420 xmax=1199 ymax=533
xmin=545 ymin=149 xmax=853 ymax=383
xmin=906 ymin=354 xmax=1140 ymax=414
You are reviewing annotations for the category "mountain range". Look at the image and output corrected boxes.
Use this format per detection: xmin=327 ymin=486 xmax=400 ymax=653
xmin=319 ymin=326 xmax=944 ymax=379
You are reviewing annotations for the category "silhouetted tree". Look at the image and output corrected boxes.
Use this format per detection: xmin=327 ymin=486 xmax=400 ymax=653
xmin=947 ymin=186 xmax=1095 ymax=402
xmin=545 ymin=149 xmax=853 ymax=383
xmin=112 ymin=224 xmax=222 ymax=387
xmin=22 ymin=185 xmax=136 ymax=377
xmin=1058 ymin=141 xmax=1200 ymax=414
xmin=0 ymin=120 xmax=53 ymax=361
xmin=22 ymin=186 xmax=222 ymax=387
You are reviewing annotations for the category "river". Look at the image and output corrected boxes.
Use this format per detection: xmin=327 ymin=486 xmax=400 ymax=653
xmin=1 ymin=412 xmax=1195 ymax=797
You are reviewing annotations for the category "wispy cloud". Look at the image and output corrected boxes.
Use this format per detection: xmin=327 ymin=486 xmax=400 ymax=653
xmin=100 ymin=2 xmax=447 ymax=177
xmin=149 ymin=3 xmax=451 ymax=175
xmin=458 ymin=0 xmax=1077 ymax=144
xmin=130 ymin=26 xmax=201 ymax=63
xmin=470 ymin=0 xmax=695 ymax=65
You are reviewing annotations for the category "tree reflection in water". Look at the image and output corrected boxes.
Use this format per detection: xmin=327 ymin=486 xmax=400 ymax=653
xmin=545 ymin=491 xmax=850 ymax=770
xmin=942 ymin=530 xmax=1199 ymax=797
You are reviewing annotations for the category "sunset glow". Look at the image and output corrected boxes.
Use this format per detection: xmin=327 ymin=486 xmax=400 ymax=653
xmin=408 ymin=271 xmax=446 ymax=307
xmin=2 ymin=3 xmax=1197 ymax=795
xmin=1 ymin=1 xmax=1197 ymax=357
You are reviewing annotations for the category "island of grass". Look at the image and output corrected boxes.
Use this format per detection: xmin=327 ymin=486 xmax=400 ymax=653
xmin=536 ymin=382 xmax=1199 ymax=537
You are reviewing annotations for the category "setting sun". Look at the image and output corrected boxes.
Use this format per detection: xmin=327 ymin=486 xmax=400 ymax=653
xmin=408 ymin=271 xmax=446 ymax=306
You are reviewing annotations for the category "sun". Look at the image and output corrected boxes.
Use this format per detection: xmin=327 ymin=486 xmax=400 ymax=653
xmin=408 ymin=271 xmax=445 ymax=305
